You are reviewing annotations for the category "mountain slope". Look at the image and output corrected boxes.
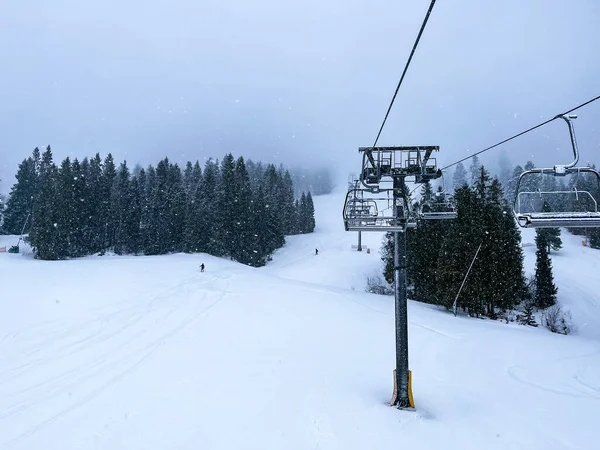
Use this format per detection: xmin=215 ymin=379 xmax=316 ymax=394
xmin=0 ymin=190 xmax=599 ymax=450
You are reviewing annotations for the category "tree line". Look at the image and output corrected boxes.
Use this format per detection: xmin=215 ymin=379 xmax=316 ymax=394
xmin=454 ymin=156 xmax=600 ymax=249
xmin=2 ymin=146 xmax=316 ymax=265
xmin=382 ymin=163 xmax=560 ymax=319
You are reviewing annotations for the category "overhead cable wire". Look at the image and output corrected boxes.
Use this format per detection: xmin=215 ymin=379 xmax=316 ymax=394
xmin=439 ymin=94 xmax=600 ymax=172
xmin=370 ymin=0 xmax=438 ymax=152
xmin=408 ymin=94 xmax=600 ymax=197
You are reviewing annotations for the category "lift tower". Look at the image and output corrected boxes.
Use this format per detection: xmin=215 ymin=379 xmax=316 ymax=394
xmin=343 ymin=146 xmax=443 ymax=408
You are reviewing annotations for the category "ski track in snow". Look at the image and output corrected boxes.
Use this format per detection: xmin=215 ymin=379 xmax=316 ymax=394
xmin=506 ymin=365 xmax=600 ymax=401
xmin=0 ymin=273 xmax=230 ymax=448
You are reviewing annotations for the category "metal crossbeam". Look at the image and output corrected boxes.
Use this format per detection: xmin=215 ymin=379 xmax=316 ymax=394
xmin=516 ymin=212 xmax=600 ymax=228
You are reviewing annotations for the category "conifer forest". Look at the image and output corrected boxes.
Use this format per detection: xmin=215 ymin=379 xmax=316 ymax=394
xmin=1 ymin=146 xmax=318 ymax=266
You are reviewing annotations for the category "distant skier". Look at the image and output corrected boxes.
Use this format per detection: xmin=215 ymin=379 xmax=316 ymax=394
xmin=315 ymin=248 xmax=319 ymax=256
xmin=200 ymin=263 xmax=205 ymax=272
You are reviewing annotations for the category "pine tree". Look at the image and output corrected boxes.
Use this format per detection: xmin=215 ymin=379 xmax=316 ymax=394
xmin=536 ymin=201 xmax=562 ymax=253
xmin=132 ymin=168 xmax=147 ymax=252
xmin=100 ymin=154 xmax=117 ymax=251
xmin=68 ymin=158 xmax=87 ymax=256
xmin=144 ymin=165 xmax=162 ymax=255
xmin=246 ymin=159 xmax=265 ymax=190
xmin=469 ymin=155 xmax=481 ymax=186
xmin=590 ymin=229 xmax=600 ymax=249
xmin=2 ymin=153 xmax=37 ymax=234
xmin=262 ymin=164 xmax=285 ymax=251
xmin=482 ymin=177 xmax=527 ymax=316
xmin=452 ymin=162 xmax=468 ymax=191
xmin=505 ymin=164 xmax=524 ymax=206
xmin=182 ymin=161 xmax=205 ymax=253
xmin=381 ymin=232 xmax=395 ymax=285
xmin=298 ymin=192 xmax=308 ymax=232
xmin=166 ymin=162 xmax=186 ymax=252
xmin=127 ymin=174 xmax=143 ymax=254
xmin=231 ymin=156 xmax=255 ymax=265
xmin=85 ymin=154 xmax=104 ymax=254
xmin=434 ymin=168 xmax=526 ymax=317
xmin=521 ymin=160 xmax=537 ymax=195
xmin=304 ymin=192 xmax=316 ymax=233
xmin=147 ymin=158 xmax=178 ymax=254
xmin=218 ymin=154 xmax=237 ymax=257
xmin=534 ymin=229 xmax=558 ymax=308
xmin=520 ymin=300 xmax=538 ymax=327
xmin=54 ymin=157 xmax=85 ymax=258
xmin=249 ymin=185 xmax=270 ymax=265
xmin=281 ymin=170 xmax=297 ymax=235
xmin=436 ymin=178 xmax=486 ymax=315
xmin=201 ymin=158 xmax=221 ymax=255
xmin=28 ymin=146 xmax=61 ymax=260
xmin=112 ymin=161 xmax=133 ymax=255
xmin=406 ymin=184 xmax=451 ymax=304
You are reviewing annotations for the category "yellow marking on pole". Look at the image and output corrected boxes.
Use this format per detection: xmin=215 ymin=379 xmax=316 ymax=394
xmin=408 ymin=370 xmax=415 ymax=408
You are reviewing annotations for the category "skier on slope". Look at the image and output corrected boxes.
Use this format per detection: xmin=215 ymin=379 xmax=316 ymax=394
xmin=200 ymin=263 xmax=205 ymax=272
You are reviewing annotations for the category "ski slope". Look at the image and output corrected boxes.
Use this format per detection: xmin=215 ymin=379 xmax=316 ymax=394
xmin=1 ymin=190 xmax=599 ymax=450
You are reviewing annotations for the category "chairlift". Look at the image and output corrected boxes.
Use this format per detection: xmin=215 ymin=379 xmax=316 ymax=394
xmin=343 ymin=188 xmax=411 ymax=232
xmin=418 ymin=177 xmax=457 ymax=220
xmin=358 ymin=146 xmax=442 ymax=189
xmin=513 ymin=114 xmax=600 ymax=228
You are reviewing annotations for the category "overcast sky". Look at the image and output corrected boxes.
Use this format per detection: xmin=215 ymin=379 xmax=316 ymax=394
xmin=1 ymin=0 xmax=599 ymax=193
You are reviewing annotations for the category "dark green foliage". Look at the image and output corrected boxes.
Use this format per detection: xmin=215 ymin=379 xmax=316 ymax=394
xmin=281 ymin=170 xmax=297 ymax=235
xmin=84 ymin=154 xmax=105 ymax=254
xmin=298 ymin=192 xmax=316 ymax=233
xmin=381 ymin=232 xmax=394 ymax=285
xmin=217 ymin=154 xmax=237 ymax=257
xmin=113 ymin=162 xmax=137 ymax=255
xmin=535 ymin=202 xmax=562 ymax=253
xmin=182 ymin=161 xmax=204 ymax=253
xmin=590 ymin=229 xmax=600 ymax=249
xmin=519 ymin=300 xmax=538 ymax=327
xmin=534 ymin=229 xmax=558 ymax=308
xmin=199 ymin=159 xmax=221 ymax=255
xmin=383 ymin=165 xmax=527 ymax=319
xmin=2 ymin=150 xmax=38 ymax=234
xmin=28 ymin=147 xmax=61 ymax=260
xmin=262 ymin=164 xmax=286 ymax=252
xmin=435 ymin=185 xmax=486 ymax=314
xmin=406 ymin=183 xmax=451 ymax=304
xmin=100 ymin=154 xmax=117 ymax=250
xmin=8 ymin=148 xmax=314 ymax=265
xmin=230 ymin=156 xmax=255 ymax=265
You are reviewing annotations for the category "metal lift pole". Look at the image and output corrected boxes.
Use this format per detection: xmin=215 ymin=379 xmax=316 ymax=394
xmin=393 ymin=176 xmax=411 ymax=408
xmin=357 ymin=231 xmax=362 ymax=251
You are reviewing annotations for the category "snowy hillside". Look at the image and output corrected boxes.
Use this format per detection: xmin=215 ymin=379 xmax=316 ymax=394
xmin=1 ymin=190 xmax=599 ymax=450
xmin=520 ymin=228 xmax=600 ymax=341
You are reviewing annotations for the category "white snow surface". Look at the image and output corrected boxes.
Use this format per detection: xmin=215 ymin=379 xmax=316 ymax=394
xmin=1 ymin=190 xmax=599 ymax=450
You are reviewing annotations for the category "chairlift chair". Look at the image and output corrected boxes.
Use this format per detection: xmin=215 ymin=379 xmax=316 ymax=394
xmin=513 ymin=114 xmax=600 ymax=228
xmin=343 ymin=188 xmax=411 ymax=232
xmin=418 ymin=176 xmax=457 ymax=220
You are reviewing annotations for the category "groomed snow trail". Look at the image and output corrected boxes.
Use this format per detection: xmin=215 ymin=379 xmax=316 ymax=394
xmin=0 ymin=190 xmax=599 ymax=450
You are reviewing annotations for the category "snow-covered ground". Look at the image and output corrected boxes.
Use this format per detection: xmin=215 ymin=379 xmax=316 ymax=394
xmin=1 ymin=190 xmax=599 ymax=450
